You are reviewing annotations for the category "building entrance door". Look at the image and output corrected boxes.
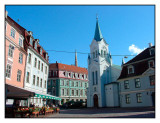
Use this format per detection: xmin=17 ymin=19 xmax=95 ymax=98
xmin=93 ymin=94 xmax=98 ymax=107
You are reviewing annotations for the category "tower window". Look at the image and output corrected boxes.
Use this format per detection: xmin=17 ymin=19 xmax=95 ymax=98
xmin=93 ymin=52 xmax=95 ymax=59
xmin=92 ymin=72 xmax=94 ymax=85
xmin=101 ymin=50 xmax=103 ymax=57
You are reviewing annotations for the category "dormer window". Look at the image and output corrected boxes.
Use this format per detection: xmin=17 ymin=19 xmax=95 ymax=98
xmin=30 ymin=38 xmax=33 ymax=46
xmin=128 ymin=65 xmax=134 ymax=74
xmin=148 ymin=60 xmax=154 ymax=68
xmin=149 ymin=48 xmax=155 ymax=56
xmin=46 ymin=53 xmax=48 ymax=60
xmin=40 ymin=48 xmax=42 ymax=55
xmin=34 ymin=42 xmax=37 ymax=50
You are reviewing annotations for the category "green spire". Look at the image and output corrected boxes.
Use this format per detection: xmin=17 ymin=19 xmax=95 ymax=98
xmin=94 ymin=15 xmax=103 ymax=41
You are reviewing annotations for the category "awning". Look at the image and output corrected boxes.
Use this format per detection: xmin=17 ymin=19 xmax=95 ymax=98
xmin=6 ymin=83 xmax=61 ymax=101
xmin=6 ymin=83 xmax=35 ymax=100
xmin=35 ymin=93 xmax=61 ymax=101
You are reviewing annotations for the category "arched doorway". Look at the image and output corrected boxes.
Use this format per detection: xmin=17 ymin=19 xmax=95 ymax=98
xmin=93 ymin=94 xmax=98 ymax=107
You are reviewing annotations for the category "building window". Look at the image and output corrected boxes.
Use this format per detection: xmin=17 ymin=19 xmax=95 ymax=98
xmin=85 ymin=90 xmax=87 ymax=96
xmin=28 ymin=53 xmax=31 ymax=64
xmin=149 ymin=75 xmax=155 ymax=86
xmin=104 ymin=51 xmax=106 ymax=57
xmin=46 ymin=53 xmax=48 ymax=60
xmin=19 ymin=37 xmax=23 ymax=47
xmin=53 ymin=80 xmax=56 ymax=86
xmin=150 ymin=49 xmax=155 ymax=55
xmin=40 ymin=79 xmax=42 ymax=87
xmin=61 ymin=80 xmax=64 ymax=86
xmin=93 ymin=52 xmax=95 ymax=59
xmin=40 ymin=48 xmax=42 ymax=55
xmin=124 ymin=80 xmax=129 ymax=89
xmin=148 ymin=60 xmax=154 ymax=68
xmin=80 ymin=90 xmax=83 ymax=96
xmin=41 ymin=63 xmax=43 ymax=72
xmin=72 ymin=90 xmax=74 ymax=96
xmin=101 ymin=50 xmax=103 ymax=57
xmin=17 ymin=70 xmax=22 ymax=82
xmin=85 ymin=83 xmax=87 ymax=88
xmin=26 ymin=72 xmax=30 ymax=83
xmin=81 ymin=82 xmax=83 ymax=87
xmin=6 ymin=64 xmax=12 ymax=78
xmin=92 ymin=72 xmax=94 ymax=85
xmin=128 ymin=66 xmax=134 ymax=74
xmin=125 ymin=94 xmax=130 ymax=104
xmin=76 ymin=82 xmax=78 ymax=87
xmin=38 ymin=61 xmax=40 ymax=70
xmin=95 ymin=50 xmax=97 ymax=58
xmin=135 ymin=78 xmax=141 ymax=88
xmin=44 ymin=80 xmax=47 ymax=88
xmin=34 ymin=58 xmax=37 ymax=67
xmin=45 ymin=66 xmax=47 ymax=74
xmin=37 ymin=77 xmax=39 ymax=86
xmin=10 ymin=28 xmax=16 ymax=38
xmin=66 ymin=81 xmax=69 ymax=86
xmin=71 ymin=81 xmax=74 ymax=87
xmin=76 ymin=90 xmax=78 ymax=96
xmin=19 ymin=53 xmax=23 ymax=64
xmin=35 ymin=42 xmax=37 ymax=50
xmin=62 ymin=89 xmax=64 ymax=96
xmin=8 ymin=44 xmax=14 ymax=58
xmin=30 ymin=38 xmax=33 ymax=45
xmin=95 ymin=71 xmax=98 ymax=85
xmin=33 ymin=75 xmax=36 ymax=85
xmin=52 ymin=87 xmax=56 ymax=95
xmin=136 ymin=93 xmax=142 ymax=103
xmin=67 ymin=89 xmax=69 ymax=96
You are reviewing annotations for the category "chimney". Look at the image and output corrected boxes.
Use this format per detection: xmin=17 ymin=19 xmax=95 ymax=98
xmin=149 ymin=43 xmax=152 ymax=48
xmin=5 ymin=11 xmax=8 ymax=18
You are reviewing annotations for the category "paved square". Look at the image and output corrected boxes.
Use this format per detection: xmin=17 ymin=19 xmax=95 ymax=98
xmin=38 ymin=107 xmax=155 ymax=118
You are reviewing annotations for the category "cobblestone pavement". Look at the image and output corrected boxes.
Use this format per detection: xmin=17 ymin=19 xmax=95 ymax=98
xmin=38 ymin=107 xmax=155 ymax=118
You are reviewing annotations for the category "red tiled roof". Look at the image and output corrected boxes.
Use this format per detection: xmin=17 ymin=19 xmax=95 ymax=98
xmin=118 ymin=46 xmax=155 ymax=80
xmin=6 ymin=16 xmax=28 ymax=53
xmin=50 ymin=63 xmax=88 ymax=74
xmin=6 ymin=16 xmax=26 ymax=36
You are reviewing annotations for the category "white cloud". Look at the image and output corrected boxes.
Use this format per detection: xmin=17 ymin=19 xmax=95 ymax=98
xmin=129 ymin=44 xmax=145 ymax=55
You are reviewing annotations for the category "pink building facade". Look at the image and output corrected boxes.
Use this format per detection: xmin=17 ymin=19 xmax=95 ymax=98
xmin=5 ymin=12 xmax=28 ymax=88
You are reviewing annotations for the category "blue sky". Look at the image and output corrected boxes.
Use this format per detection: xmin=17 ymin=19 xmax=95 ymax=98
xmin=5 ymin=5 xmax=155 ymax=68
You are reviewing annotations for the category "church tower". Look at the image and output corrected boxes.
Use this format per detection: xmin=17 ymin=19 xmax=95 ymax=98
xmin=75 ymin=50 xmax=78 ymax=66
xmin=87 ymin=16 xmax=113 ymax=108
